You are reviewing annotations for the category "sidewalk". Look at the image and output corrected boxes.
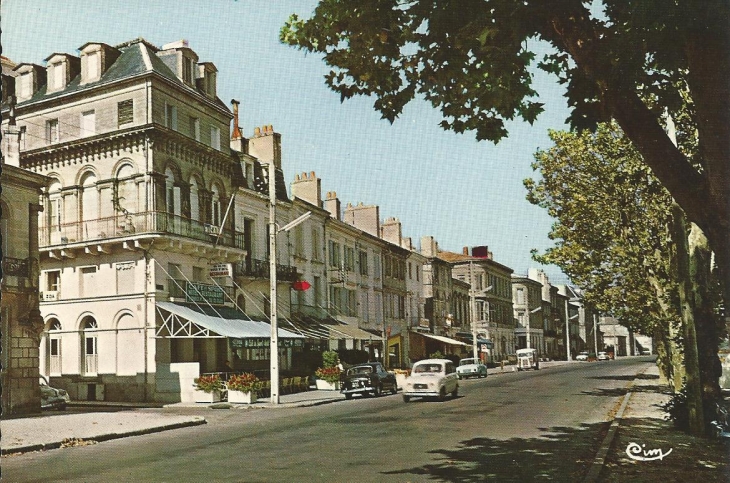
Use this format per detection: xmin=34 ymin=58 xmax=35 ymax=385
xmin=1 ymin=389 xmax=345 ymax=455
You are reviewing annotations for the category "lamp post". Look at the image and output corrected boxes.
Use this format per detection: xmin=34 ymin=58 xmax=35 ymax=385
xmin=267 ymin=161 xmax=310 ymax=404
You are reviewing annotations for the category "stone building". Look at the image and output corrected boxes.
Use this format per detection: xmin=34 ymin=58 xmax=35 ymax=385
xmin=444 ymin=246 xmax=516 ymax=364
xmin=511 ymin=274 xmax=545 ymax=355
xmin=1 ymin=38 xmax=306 ymax=403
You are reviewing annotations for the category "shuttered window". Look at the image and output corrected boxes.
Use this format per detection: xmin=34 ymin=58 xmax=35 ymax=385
xmin=118 ymin=99 xmax=133 ymax=127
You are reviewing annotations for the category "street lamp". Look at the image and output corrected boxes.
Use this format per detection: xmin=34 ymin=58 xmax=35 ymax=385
xmin=267 ymin=161 xmax=311 ymax=404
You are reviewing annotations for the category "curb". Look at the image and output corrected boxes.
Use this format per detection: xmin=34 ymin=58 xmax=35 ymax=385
xmin=2 ymin=417 xmax=207 ymax=456
xmin=583 ymin=367 xmax=647 ymax=483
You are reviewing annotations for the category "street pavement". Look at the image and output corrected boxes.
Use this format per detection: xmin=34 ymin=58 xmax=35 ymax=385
xmin=2 ymin=357 xmax=708 ymax=481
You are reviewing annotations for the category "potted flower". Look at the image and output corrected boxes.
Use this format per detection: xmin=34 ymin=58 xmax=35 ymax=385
xmin=314 ymin=351 xmax=341 ymax=390
xmin=193 ymin=374 xmax=225 ymax=403
xmin=226 ymin=373 xmax=261 ymax=404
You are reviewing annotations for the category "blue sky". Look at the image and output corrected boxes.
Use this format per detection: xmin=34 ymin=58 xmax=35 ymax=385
xmin=3 ymin=0 xmax=572 ymax=283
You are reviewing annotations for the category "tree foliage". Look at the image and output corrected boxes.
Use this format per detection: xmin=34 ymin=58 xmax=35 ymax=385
xmin=525 ymin=122 xmax=676 ymax=334
xmin=281 ymin=0 xmax=730 ymax=306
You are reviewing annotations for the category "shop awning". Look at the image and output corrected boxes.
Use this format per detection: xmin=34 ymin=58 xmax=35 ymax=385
xmin=327 ymin=320 xmax=378 ymax=340
xmin=417 ymin=333 xmax=469 ymax=346
xmin=155 ymin=302 xmax=303 ymax=339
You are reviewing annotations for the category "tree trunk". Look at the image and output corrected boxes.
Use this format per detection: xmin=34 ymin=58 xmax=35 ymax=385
xmin=671 ymin=205 xmax=705 ymax=437
xmin=688 ymin=223 xmax=723 ymax=430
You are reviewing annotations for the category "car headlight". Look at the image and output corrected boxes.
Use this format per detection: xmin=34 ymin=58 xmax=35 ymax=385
xmin=59 ymin=389 xmax=68 ymax=396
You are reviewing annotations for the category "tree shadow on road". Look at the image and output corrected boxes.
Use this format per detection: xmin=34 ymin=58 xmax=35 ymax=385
xmin=382 ymin=422 xmax=609 ymax=482
xmin=589 ymin=374 xmax=660 ymax=381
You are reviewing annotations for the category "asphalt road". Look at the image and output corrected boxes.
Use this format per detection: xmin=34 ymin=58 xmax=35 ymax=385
xmin=3 ymin=358 xmax=654 ymax=482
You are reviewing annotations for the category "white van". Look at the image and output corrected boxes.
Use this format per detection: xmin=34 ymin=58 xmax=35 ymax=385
xmin=516 ymin=348 xmax=540 ymax=371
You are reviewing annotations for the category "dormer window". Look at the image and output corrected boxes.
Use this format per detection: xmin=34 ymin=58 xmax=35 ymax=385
xmin=78 ymin=42 xmax=119 ymax=85
xmin=183 ymin=56 xmax=195 ymax=85
xmin=44 ymin=54 xmax=79 ymax=93
xmin=14 ymin=63 xmax=45 ymax=101
xmin=18 ymin=72 xmax=32 ymax=99
xmin=196 ymin=62 xmax=217 ymax=98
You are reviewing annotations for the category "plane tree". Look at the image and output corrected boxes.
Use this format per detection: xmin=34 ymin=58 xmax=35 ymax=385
xmin=280 ymin=0 xmax=730 ymax=319
xmin=526 ymin=122 xmax=724 ymax=433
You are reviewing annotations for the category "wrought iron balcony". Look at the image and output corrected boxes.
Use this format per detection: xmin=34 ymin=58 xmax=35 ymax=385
xmin=39 ymin=211 xmax=245 ymax=250
xmin=234 ymin=258 xmax=299 ymax=282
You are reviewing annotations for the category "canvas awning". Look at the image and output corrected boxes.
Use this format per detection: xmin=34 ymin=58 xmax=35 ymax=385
xmin=155 ymin=302 xmax=303 ymax=339
xmin=327 ymin=319 xmax=378 ymax=340
xmin=417 ymin=333 xmax=469 ymax=347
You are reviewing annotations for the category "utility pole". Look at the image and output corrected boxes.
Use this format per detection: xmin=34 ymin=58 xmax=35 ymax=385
xmin=564 ymin=299 xmax=571 ymax=361
xmin=268 ymin=161 xmax=279 ymax=404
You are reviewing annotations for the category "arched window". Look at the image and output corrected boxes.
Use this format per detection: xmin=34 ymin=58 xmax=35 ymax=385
xmin=190 ymin=177 xmax=200 ymax=221
xmin=80 ymin=172 xmax=98 ymax=224
xmin=116 ymin=164 xmax=137 ymax=215
xmin=47 ymin=319 xmax=62 ymax=375
xmin=210 ymin=184 xmax=222 ymax=226
xmin=81 ymin=316 xmax=98 ymax=375
xmin=165 ymin=167 xmax=182 ymax=217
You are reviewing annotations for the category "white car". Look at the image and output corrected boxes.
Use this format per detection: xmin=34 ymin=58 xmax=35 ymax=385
xmin=40 ymin=375 xmax=70 ymax=410
xmin=576 ymin=351 xmax=590 ymax=361
xmin=456 ymin=358 xmax=488 ymax=379
xmin=597 ymin=351 xmax=611 ymax=361
xmin=402 ymin=359 xmax=459 ymax=402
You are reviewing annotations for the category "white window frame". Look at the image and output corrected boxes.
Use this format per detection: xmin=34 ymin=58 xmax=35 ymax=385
xmin=210 ymin=126 xmax=220 ymax=150
xmin=46 ymin=118 xmax=60 ymax=144
xmin=81 ymin=110 xmax=96 ymax=137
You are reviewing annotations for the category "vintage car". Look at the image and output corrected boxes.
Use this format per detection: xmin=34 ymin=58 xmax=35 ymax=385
xmin=456 ymin=358 xmax=488 ymax=379
xmin=402 ymin=359 xmax=459 ymax=402
xmin=340 ymin=362 xmax=398 ymax=399
xmin=597 ymin=351 xmax=611 ymax=361
xmin=516 ymin=348 xmax=540 ymax=370
xmin=40 ymin=375 xmax=70 ymax=410
xmin=576 ymin=351 xmax=590 ymax=361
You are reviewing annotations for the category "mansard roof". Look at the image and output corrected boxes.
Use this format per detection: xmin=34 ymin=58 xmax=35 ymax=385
xmin=10 ymin=38 xmax=228 ymax=112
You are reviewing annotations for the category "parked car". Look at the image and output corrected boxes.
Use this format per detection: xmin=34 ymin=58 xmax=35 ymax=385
xmin=516 ymin=348 xmax=540 ymax=370
xmin=576 ymin=351 xmax=590 ymax=361
xmin=40 ymin=375 xmax=70 ymax=410
xmin=456 ymin=358 xmax=488 ymax=379
xmin=340 ymin=362 xmax=397 ymax=399
xmin=402 ymin=359 xmax=459 ymax=402
xmin=597 ymin=351 xmax=611 ymax=361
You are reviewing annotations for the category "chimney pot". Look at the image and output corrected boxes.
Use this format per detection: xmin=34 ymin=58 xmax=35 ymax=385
xmin=463 ymin=247 xmax=469 ymax=255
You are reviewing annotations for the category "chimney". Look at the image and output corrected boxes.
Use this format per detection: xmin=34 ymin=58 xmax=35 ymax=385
xmin=231 ymin=99 xmax=242 ymax=140
xmin=420 ymin=236 xmax=438 ymax=258
xmin=380 ymin=217 xmax=402 ymax=246
xmin=472 ymin=246 xmax=490 ymax=258
xmin=462 ymin=246 xmax=469 ymax=256
xmin=343 ymin=202 xmax=380 ymax=237
xmin=325 ymin=191 xmax=341 ymax=220
xmin=248 ymin=124 xmax=281 ymax=169
xmin=291 ymin=171 xmax=322 ymax=207
xmin=402 ymin=237 xmax=413 ymax=250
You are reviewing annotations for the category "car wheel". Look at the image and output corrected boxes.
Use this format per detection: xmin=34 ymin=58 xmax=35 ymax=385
xmin=402 ymin=394 xmax=410 ymax=403
xmin=451 ymin=386 xmax=458 ymax=398
xmin=457 ymin=375 xmax=463 ymax=380
xmin=439 ymin=387 xmax=446 ymax=401
xmin=345 ymin=393 xmax=353 ymax=400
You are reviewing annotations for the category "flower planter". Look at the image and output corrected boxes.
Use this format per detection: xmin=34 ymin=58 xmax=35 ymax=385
xmin=227 ymin=390 xmax=257 ymax=404
xmin=315 ymin=379 xmax=341 ymax=391
xmin=193 ymin=389 xmax=222 ymax=403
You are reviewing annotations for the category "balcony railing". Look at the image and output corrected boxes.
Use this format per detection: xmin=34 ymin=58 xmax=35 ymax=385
xmin=39 ymin=211 xmax=245 ymax=250
xmin=233 ymin=258 xmax=299 ymax=282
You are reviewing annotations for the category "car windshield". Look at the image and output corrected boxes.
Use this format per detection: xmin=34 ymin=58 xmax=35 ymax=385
xmin=347 ymin=365 xmax=374 ymax=376
xmin=414 ymin=364 xmax=443 ymax=374
xmin=459 ymin=359 xmax=477 ymax=366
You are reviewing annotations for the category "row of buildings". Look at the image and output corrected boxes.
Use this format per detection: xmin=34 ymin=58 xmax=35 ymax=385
xmin=0 ymin=38 xmax=636 ymax=413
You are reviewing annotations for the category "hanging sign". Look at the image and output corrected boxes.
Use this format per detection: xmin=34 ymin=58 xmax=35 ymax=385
xmin=209 ymin=263 xmax=232 ymax=278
